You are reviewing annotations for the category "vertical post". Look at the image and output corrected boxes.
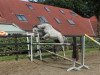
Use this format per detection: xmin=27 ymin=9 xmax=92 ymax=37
xmin=78 ymin=36 xmax=89 ymax=69
xmin=30 ymin=35 xmax=33 ymax=61
xmin=99 ymin=37 xmax=100 ymax=50
xmin=81 ymin=36 xmax=85 ymax=65
xmin=14 ymin=34 xmax=19 ymax=61
xmin=72 ymin=37 xmax=78 ymax=61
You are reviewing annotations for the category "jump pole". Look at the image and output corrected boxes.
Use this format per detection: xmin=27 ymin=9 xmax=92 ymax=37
xmin=32 ymin=43 xmax=71 ymax=45
xmin=32 ymin=42 xmax=81 ymax=65
xmin=45 ymin=50 xmax=81 ymax=65
xmin=85 ymin=34 xmax=100 ymax=45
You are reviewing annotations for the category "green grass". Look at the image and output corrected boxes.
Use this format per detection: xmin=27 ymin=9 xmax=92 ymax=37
xmin=85 ymin=48 xmax=99 ymax=53
xmin=0 ymin=48 xmax=99 ymax=61
xmin=0 ymin=54 xmax=28 ymax=61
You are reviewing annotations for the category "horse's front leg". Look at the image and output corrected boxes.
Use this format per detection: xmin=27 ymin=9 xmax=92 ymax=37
xmin=42 ymin=33 xmax=50 ymax=40
xmin=58 ymin=37 xmax=66 ymax=57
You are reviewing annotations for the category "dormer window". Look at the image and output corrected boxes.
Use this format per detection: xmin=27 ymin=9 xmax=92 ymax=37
xmin=16 ymin=14 xmax=27 ymax=21
xmin=59 ymin=10 xmax=65 ymax=14
xmin=44 ymin=7 xmax=50 ymax=12
xmin=26 ymin=4 xmax=33 ymax=9
xmin=54 ymin=18 xmax=61 ymax=24
xmin=38 ymin=16 xmax=48 ymax=23
xmin=67 ymin=19 xmax=75 ymax=25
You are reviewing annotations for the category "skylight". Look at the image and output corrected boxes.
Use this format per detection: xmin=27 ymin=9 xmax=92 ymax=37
xmin=44 ymin=7 xmax=50 ymax=12
xmin=67 ymin=19 xmax=75 ymax=25
xmin=16 ymin=14 xmax=27 ymax=21
xmin=26 ymin=4 xmax=33 ymax=9
xmin=54 ymin=18 xmax=61 ymax=24
xmin=59 ymin=10 xmax=65 ymax=14
xmin=38 ymin=16 xmax=48 ymax=23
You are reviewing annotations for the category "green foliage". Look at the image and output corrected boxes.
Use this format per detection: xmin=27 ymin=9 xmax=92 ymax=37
xmin=43 ymin=0 xmax=100 ymax=18
xmin=0 ymin=54 xmax=28 ymax=61
xmin=0 ymin=37 xmax=28 ymax=54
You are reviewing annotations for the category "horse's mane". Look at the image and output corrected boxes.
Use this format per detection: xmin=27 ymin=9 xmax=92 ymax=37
xmin=33 ymin=23 xmax=63 ymax=35
xmin=43 ymin=23 xmax=63 ymax=35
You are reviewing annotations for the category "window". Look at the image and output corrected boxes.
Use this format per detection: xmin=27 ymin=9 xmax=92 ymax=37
xmin=54 ymin=18 xmax=61 ymax=24
xmin=59 ymin=10 xmax=65 ymax=14
xmin=26 ymin=4 xmax=33 ymax=9
xmin=16 ymin=14 xmax=27 ymax=21
xmin=70 ymin=11 xmax=77 ymax=16
xmin=67 ymin=19 xmax=75 ymax=25
xmin=38 ymin=16 xmax=48 ymax=23
xmin=44 ymin=7 xmax=50 ymax=12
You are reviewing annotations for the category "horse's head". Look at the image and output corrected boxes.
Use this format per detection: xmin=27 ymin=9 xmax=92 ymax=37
xmin=32 ymin=26 xmax=46 ymax=37
xmin=37 ymin=24 xmax=45 ymax=29
xmin=33 ymin=27 xmax=39 ymax=33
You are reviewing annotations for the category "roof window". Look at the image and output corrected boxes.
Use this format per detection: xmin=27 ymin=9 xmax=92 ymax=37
xmin=59 ymin=10 xmax=65 ymax=14
xmin=26 ymin=4 xmax=33 ymax=9
xmin=38 ymin=16 xmax=48 ymax=23
xmin=67 ymin=19 xmax=75 ymax=25
xmin=16 ymin=14 xmax=27 ymax=21
xmin=54 ymin=18 xmax=61 ymax=24
xmin=44 ymin=7 xmax=50 ymax=12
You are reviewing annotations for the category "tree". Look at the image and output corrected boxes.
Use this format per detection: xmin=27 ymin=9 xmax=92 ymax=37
xmin=91 ymin=0 xmax=100 ymax=36
xmin=43 ymin=0 xmax=94 ymax=17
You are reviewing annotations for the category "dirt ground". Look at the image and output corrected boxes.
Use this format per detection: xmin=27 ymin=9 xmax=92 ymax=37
xmin=0 ymin=52 xmax=100 ymax=75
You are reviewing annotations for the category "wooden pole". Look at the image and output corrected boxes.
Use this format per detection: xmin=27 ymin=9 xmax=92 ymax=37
xmin=72 ymin=37 xmax=79 ymax=61
xmin=14 ymin=34 xmax=19 ymax=61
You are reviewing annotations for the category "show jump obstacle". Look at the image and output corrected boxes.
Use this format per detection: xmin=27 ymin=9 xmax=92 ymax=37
xmin=26 ymin=33 xmax=90 ymax=71
xmin=27 ymin=33 xmax=100 ymax=71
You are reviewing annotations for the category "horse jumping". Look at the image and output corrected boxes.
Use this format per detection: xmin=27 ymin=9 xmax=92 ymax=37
xmin=33 ymin=23 xmax=66 ymax=57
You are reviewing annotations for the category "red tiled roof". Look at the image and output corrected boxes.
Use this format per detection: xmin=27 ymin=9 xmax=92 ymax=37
xmin=0 ymin=0 xmax=95 ymax=36
xmin=90 ymin=16 xmax=97 ymax=22
xmin=0 ymin=17 xmax=7 ymax=23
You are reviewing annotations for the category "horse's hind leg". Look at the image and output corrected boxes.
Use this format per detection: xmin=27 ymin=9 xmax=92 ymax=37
xmin=58 ymin=37 xmax=66 ymax=57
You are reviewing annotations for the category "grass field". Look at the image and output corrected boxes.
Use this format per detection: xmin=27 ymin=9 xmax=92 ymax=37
xmin=0 ymin=47 xmax=99 ymax=61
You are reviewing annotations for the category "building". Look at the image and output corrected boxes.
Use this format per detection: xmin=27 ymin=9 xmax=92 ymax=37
xmin=0 ymin=0 xmax=96 ymax=36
